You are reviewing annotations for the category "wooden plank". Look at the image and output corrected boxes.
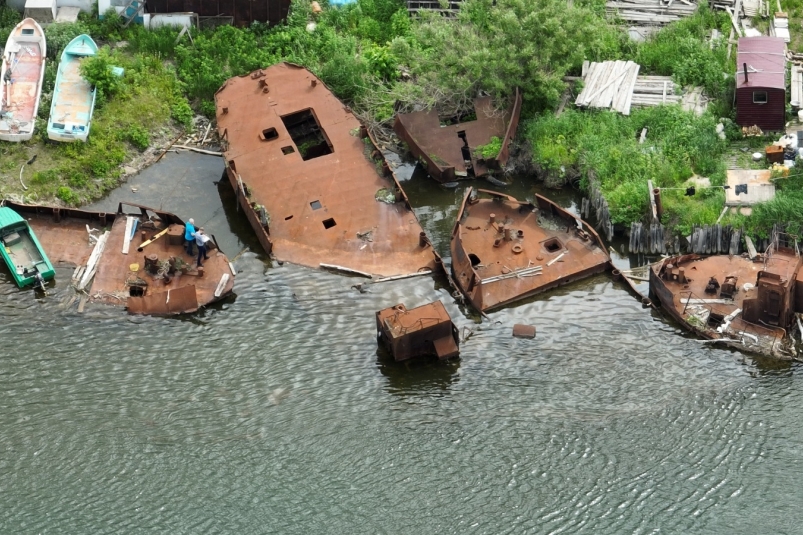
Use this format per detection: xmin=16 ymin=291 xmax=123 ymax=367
xmin=214 ymin=273 xmax=231 ymax=297
xmin=745 ymin=235 xmax=758 ymax=259
xmin=122 ymin=216 xmax=134 ymax=254
xmin=621 ymin=62 xmax=641 ymax=115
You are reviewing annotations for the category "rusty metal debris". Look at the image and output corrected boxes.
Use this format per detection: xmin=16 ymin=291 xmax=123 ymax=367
xmin=650 ymin=233 xmax=803 ymax=359
xmin=376 ymin=301 xmax=460 ymax=361
xmin=215 ymin=63 xmax=439 ymax=278
xmin=451 ymin=188 xmax=610 ymax=312
xmin=512 ymin=324 xmax=536 ymax=339
xmin=4 ymin=201 xmax=234 ymax=315
xmin=393 ymin=89 xmax=522 ymax=183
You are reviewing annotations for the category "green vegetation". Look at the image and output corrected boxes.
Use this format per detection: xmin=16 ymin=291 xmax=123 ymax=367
xmin=526 ymin=106 xmax=730 ymax=232
xmin=474 ymin=136 xmax=502 ymax=160
xmin=0 ymin=0 xmax=797 ymax=241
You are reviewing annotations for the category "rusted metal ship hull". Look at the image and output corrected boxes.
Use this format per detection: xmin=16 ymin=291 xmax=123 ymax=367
xmin=649 ymin=249 xmax=803 ymax=359
xmin=3 ymin=201 xmax=235 ymax=315
xmin=393 ymin=89 xmax=522 ymax=183
xmin=451 ymin=188 xmax=610 ymax=312
xmin=376 ymin=301 xmax=459 ymax=361
xmin=215 ymin=63 xmax=439 ymax=278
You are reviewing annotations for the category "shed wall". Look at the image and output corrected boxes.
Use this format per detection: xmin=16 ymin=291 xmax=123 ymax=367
xmin=736 ymin=87 xmax=786 ymax=131
xmin=147 ymin=0 xmax=290 ymax=25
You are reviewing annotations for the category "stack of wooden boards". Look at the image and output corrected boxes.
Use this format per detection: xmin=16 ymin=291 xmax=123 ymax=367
xmin=575 ymin=61 xmax=681 ymax=115
xmin=605 ymin=0 xmax=698 ymax=25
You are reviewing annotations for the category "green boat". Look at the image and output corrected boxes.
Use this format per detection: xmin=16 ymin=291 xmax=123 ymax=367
xmin=0 ymin=207 xmax=55 ymax=289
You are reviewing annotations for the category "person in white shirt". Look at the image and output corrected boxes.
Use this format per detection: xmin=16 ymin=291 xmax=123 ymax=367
xmin=193 ymin=227 xmax=211 ymax=267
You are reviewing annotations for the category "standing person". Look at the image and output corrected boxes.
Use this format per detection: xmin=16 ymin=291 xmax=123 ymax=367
xmin=184 ymin=218 xmax=196 ymax=256
xmin=194 ymin=227 xmax=211 ymax=267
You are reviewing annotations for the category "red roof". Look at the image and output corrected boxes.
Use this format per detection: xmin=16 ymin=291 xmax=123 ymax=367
xmin=736 ymin=37 xmax=786 ymax=90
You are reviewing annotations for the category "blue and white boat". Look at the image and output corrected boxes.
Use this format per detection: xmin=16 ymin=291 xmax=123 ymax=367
xmin=47 ymin=34 xmax=97 ymax=142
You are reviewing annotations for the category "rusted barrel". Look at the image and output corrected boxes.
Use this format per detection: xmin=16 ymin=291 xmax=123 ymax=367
xmin=611 ymin=269 xmax=621 ymax=281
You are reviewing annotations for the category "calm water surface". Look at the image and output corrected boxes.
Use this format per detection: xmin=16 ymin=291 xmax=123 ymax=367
xmin=1 ymin=153 xmax=801 ymax=533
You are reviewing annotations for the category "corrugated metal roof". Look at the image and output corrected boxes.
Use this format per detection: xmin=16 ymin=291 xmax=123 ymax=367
xmin=736 ymin=37 xmax=786 ymax=90
xmin=0 ymin=207 xmax=25 ymax=230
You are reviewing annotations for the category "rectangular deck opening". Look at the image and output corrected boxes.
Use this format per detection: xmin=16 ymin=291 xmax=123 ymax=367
xmin=280 ymin=109 xmax=333 ymax=161
xmin=322 ymin=218 xmax=336 ymax=229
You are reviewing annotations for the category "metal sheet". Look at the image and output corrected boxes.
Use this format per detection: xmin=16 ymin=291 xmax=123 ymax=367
xmin=215 ymin=63 xmax=439 ymax=278
xmin=127 ymin=284 xmax=198 ymax=315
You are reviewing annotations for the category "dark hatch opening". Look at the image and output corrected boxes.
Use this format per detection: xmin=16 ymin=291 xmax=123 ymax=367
xmin=323 ymin=218 xmax=336 ymax=229
xmin=543 ymin=238 xmax=562 ymax=253
xmin=261 ymin=127 xmax=278 ymax=141
xmin=468 ymin=253 xmax=481 ymax=267
xmin=280 ymin=109 xmax=333 ymax=161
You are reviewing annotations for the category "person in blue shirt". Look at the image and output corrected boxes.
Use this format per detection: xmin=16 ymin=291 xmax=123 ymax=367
xmin=184 ymin=218 xmax=196 ymax=255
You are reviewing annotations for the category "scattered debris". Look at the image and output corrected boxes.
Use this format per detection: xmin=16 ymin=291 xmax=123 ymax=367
xmin=376 ymin=301 xmax=460 ymax=361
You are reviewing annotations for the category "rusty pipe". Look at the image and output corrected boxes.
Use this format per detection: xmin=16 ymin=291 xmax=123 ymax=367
xmin=653 ymin=188 xmax=663 ymax=220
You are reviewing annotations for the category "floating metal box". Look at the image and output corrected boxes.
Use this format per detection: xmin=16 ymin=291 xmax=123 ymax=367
xmin=376 ymin=301 xmax=459 ymax=361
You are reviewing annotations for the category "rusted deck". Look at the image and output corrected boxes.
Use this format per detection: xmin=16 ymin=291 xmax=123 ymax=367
xmin=451 ymin=188 xmax=610 ymax=312
xmin=650 ymin=247 xmax=803 ymax=359
xmin=4 ymin=202 xmax=234 ymax=315
xmin=393 ymin=89 xmax=522 ymax=183
xmin=215 ymin=62 xmax=439 ymax=278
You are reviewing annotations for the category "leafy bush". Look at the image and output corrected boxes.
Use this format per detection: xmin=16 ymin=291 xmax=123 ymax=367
xmin=44 ymin=21 xmax=91 ymax=61
xmin=56 ymin=186 xmax=79 ymax=205
xmin=79 ymin=47 xmax=124 ymax=105
xmin=126 ymin=124 xmax=150 ymax=150
xmin=474 ymin=136 xmax=502 ymax=159
xmin=525 ymin=107 xmax=728 ymax=227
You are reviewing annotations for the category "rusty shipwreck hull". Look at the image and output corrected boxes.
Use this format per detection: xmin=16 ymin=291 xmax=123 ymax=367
xmin=393 ymin=89 xmax=522 ymax=183
xmin=649 ymin=247 xmax=803 ymax=359
xmin=3 ymin=201 xmax=235 ymax=315
xmin=451 ymin=188 xmax=610 ymax=312
xmin=215 ymin=63 xmax=439 ymax=278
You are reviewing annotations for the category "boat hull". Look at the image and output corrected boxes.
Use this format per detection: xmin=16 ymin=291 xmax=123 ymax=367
xmin=47 ymin=34 xmax=97 ymax=143
xmin=649 ymin=251 xmax=803 ymax=359
xmin=0 ymin=18 xmax=46 ymax=142
xmin=0 ymin=207 xmax=56 ymax=287
xmin=450 ymin=188 xmax=610 ymax=312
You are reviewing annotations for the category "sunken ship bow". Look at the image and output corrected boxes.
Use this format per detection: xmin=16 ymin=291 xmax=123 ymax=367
xmin=451 ymin=188 xmax=611 ymax=312
xmin=649 ymin=233 xmax=803 ymax=359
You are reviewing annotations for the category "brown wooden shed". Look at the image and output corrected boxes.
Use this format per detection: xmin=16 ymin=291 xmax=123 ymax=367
xmin=146 ymin=0 xmax=291 ymax=27
xmin=735 ymin=37 xmax=787 ymax=132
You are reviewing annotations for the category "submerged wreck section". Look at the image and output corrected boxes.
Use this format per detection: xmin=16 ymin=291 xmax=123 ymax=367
xmin=393 ymin=89 xmax=522 ymax=183
xmin=650 ymin=238 xmax=803 ymax=359
xmin=451 ymin=188 xmax=610 ymax=312
xmin=215 ymin=62 xmax=439 ymax=278
xmin=376 ymin=301 xmax=460 ymax=361
xmin=5 ymin=202 xmax=234 ymax=315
